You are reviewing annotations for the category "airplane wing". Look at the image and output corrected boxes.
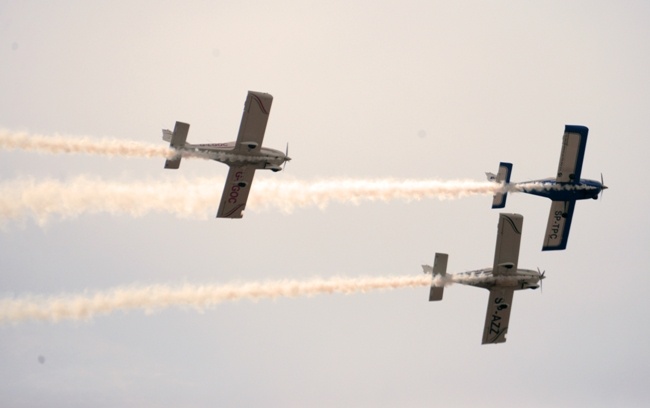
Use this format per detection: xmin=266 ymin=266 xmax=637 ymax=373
xmin=216 ymin=166 xmax=256 ymax=218
xmin=482 ymin=287 xmax=515 ymax=344
xmin=542 ymin=200 xmax=576 ymax=251
xmin=556 ymin=125 xmax=589 ymax=183
xmin=233 ymin=91 xmax=273 ymax=153
xmin=492 ymin=213 xmax=523 ymax=276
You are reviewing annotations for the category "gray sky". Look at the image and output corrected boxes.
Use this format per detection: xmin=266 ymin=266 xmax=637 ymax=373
xmin=1 ymin=1 xmax=649 ymax=406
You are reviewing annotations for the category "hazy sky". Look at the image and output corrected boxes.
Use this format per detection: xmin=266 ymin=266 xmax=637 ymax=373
xmin=2 ymin=1 xmax=649 ymax=407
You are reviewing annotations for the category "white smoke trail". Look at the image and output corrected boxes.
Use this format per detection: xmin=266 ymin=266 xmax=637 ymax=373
xmin=0 ymin=271 xmax=531 ymax=323
xmin=0 ymin=129 xmax=180 ymax=159
xmin=0 ymin=275 xmax=432 ymax=323
xmin=255 ymin=178 xmax=502 ymax=210
xmin=0 ymin=176 xmax=503 ymax=225
xmin=0 ymin=177 xmax=217 ymax=225
xmin=0 ymin=129 xmax=267 ymax=163
xmin=0 ymin=175 xmax=596 ymax=225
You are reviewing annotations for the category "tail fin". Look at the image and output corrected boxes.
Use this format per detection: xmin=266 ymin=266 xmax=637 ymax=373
xmin=489 ymin=162 xmax=512 ymax=209
xmin=163 ymin=121 xmax=190 ymax=170
xmin=426 ymin=253 xmax=448 ymax=301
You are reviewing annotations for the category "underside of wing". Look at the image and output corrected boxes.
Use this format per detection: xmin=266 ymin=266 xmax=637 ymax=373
xmin=482 ymin=287 xmax=515 ymax=345
xmin=216 ymin=166 xmax=256 ymax=218
xmin=492 ymin=213 xmax=523 ymax=276
xmin=234 ymin=91 xmax=273 ymax=153
xmin=556 ymin=125 xmax=588 ymax=183
xmin=542 ymin=200 xmax=576 ymax=251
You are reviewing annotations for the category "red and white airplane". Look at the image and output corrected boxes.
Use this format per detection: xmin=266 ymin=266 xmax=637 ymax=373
xmin=162 ymin=91 xmax=290 ymax=218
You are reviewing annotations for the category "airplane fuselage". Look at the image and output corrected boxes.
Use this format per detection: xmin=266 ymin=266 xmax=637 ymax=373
xmin=454 ymin=268 xmax=543 ymax=291
xmin=515 ymin=178 xmax=605 ymax=201
xmin=183 ymin=142 xmax=289 ymax=171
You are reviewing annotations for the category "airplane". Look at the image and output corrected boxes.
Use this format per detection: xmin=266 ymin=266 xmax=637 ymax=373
xmin=486 ymin=125 xmax=607 ymax=251
xmin=423 ymin=213 xmax=545 ymax=344
xmin=162 ymin=91 xmax=291 ymax=218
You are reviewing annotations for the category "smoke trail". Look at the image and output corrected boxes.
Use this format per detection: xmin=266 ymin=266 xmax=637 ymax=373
xmin=0 ymin=177 xmax=217 ymax=225
xmin=0 ymin=272 xmax=529 ymax=324
xmin=0 ymin=275 xmax=432 ymax=323
xmin=0 ymin=130 xmax=265 ymax=163
xmin=0 ymin=176 xmax=503 ymax=225
xmin=0 ymin=129 xmax=180 ymax=159
xmin=255 ymin=178 xmax=502 ymax=210
xmin=0 ymin=175 xmax=595 ymax=225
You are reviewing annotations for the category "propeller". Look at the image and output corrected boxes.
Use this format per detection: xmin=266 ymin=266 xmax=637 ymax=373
xmin=600 ymin=173 xmax=608 ymax=200
xmin=537 ymin=267 xmax=546 ymax=293
xmin=283 ymin=143 xmax=291 ymax=171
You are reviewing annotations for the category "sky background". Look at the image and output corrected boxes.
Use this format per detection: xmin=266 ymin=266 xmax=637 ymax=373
xmin=1 ymin=1 xmax=650 ymax=406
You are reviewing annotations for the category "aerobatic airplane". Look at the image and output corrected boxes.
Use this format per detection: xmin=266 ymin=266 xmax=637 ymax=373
xmin=162 ymin=91 xmax=290 ymax=218
xmin=486 ymin=125 xmax=607 ymax=251
xmin=423 ymin=213 xmax=544 ymax=344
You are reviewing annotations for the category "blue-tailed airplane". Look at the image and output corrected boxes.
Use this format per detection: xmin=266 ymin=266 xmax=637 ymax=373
xmin=486 ymin=125 xmax=607 ymax=251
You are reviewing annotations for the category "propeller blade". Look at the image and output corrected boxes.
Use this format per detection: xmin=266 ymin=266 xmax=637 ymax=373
xmin=600 ymin=173 xmax=607 ymax=200
xmin=283 ymin=143 xmax=290 ymax=170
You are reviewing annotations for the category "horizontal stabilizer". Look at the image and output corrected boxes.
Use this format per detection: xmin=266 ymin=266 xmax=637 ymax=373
xmin=490 ymin=162 xmax=512 ymax=209
xmin=164 ymin=121 xmax=190 ymax=170
xmin=429 ymin=253 xmax=448 ymax=301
